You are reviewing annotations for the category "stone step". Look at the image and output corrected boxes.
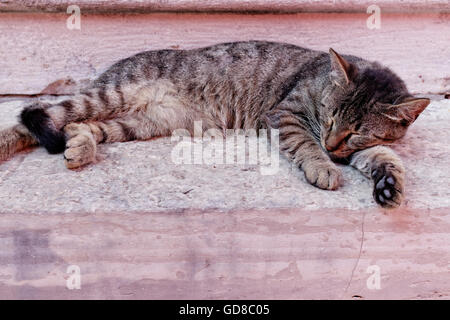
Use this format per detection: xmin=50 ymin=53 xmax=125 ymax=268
xmin=0 ymin=97 xmax=449 ymax=299
xmin=1 ymin=3 xmax=449 ymax=299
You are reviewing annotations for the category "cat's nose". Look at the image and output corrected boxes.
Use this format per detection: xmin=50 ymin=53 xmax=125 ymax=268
xmin=325 ymin=144 xmax=335 ymax=152
xmin=325 ymin=132 xmax=347 ymax=152
xmin=324 ymin=137 xmax=340 ymax=152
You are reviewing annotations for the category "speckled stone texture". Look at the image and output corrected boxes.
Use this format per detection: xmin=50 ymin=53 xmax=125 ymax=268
xmin=0 ymin=97 xmax=449 ymax=299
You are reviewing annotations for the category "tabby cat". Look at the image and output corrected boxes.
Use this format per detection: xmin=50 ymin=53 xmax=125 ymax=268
xmin=0 ymin=41 xmax=430 ymax=208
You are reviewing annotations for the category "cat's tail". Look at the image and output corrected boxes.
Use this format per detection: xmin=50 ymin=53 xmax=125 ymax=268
xmin=20 ymin=88 xmax=115 ymax=154
xmin=0 ymin=124 xmax=38 ymax=161
xmin=20 ymin=101 xmax=67 ymax=154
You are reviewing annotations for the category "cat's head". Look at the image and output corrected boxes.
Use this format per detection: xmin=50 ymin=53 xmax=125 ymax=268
xmin=320 ymin=48 xmax=430 ymax=161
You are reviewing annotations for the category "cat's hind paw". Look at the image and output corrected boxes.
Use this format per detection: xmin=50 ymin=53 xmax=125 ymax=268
xmin=303 ymin=161 xmax=342 ymax=190
xmin=371 ymin=166 xmax=404 ymax=208
xmin=63 ymin=124 xmax=96 ymax=169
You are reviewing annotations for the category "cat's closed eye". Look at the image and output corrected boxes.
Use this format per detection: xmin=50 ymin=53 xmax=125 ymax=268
xmin=326 ymin=118 xmax=335 ymax=132
xmin=373 ymin=134 xmax=396 ymax=142
xmin=343 ymin=132 xmax=353 ymax=142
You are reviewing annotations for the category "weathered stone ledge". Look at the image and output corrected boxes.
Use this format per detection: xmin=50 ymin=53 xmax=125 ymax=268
xmin=1 ymin=0 xmax=449 ymax=14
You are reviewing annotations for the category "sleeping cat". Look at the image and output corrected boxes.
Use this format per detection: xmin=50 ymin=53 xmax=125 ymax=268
xmin=0 ymin=41 xmax=430 ymax=208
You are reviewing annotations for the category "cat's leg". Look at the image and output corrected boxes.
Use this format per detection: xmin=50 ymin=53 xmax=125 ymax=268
xmin=350 ymin=146 xmax=405 ymax=208
xmin=267 ymin=110 xmax=342 ymax=190
xmin=283 ymin=132 xmax=342 ymax=190
xmin=20 ymin=85 xmax=130 ymax=155
xmin=0 ymin=124 xmax=38 ymax=161
xmin=63 ymin=116 xmax=166 ymax=169
xmin=20 ymin=80 xmax=189 ymax=156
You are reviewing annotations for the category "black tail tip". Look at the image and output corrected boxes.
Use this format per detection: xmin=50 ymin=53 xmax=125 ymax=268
xmin=20 ymin=103 xmax=66 ymax=154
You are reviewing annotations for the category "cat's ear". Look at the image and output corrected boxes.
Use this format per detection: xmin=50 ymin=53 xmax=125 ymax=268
xmin=329 ymin=48 xmax=357 ymax=87
xmin=381 ymin=98 xmax=430 ymax=125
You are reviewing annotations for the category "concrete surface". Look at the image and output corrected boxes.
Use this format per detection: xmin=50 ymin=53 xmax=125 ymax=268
xmin=0 ymin=12 xmax=449 ymax=95
xmin=0 ymin=97 xmax=449 ymax=213
xmin=0 ymin=97 xmax=449 ymax=299
xmin=1 ymin=0 xmax=449 ymax=13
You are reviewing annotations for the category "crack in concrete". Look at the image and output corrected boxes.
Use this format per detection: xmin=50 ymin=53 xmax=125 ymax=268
xmin=344 ymin=210 xmax=366 ymax=293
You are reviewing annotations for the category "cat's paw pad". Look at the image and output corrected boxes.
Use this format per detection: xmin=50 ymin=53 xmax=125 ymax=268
xmin=304 ymin=162 xmax=342 ymax=190
xmin=64 ymin=134 xmax=96 ymax=169
xmin=372 ymin=167 xmax=403 ymax=208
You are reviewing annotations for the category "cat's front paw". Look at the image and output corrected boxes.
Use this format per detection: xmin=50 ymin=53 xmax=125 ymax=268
xmin=371 ymin=165 xmax=404 ymax=208
xmin=303 ymin=161 xmax=342 ymax=190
